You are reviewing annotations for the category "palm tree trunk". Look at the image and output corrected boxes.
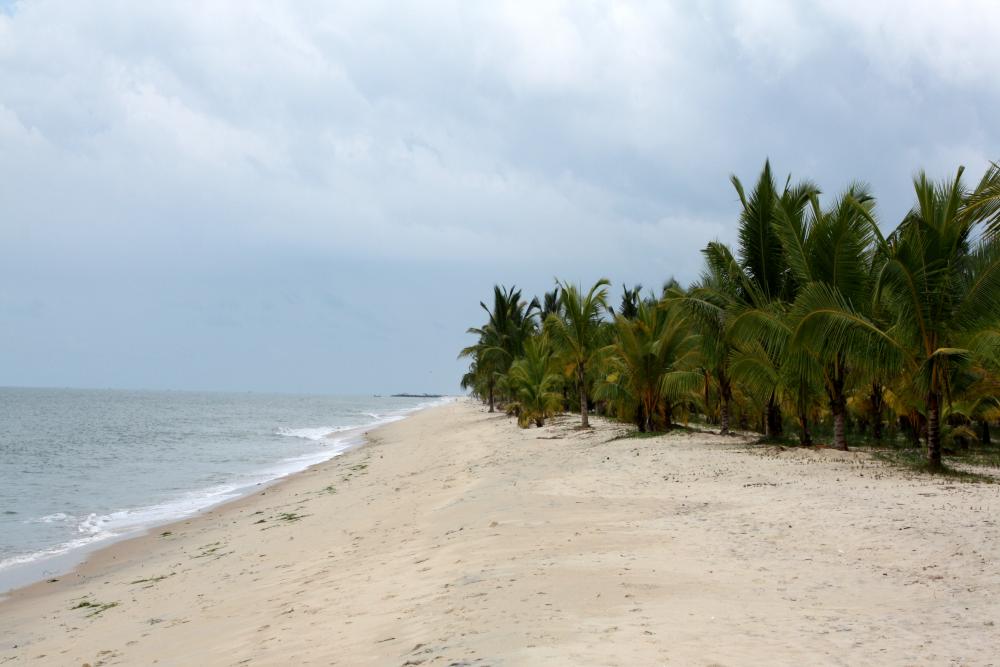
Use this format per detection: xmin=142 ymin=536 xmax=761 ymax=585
xmin=903 ymin=414 xmax=920 ymax=447
xmin=980 ymin=420 xmax=992 ymax=446
xmin=798 ymin=410 xmax=812 ymax=446
xmin=832 ymin=404 xmax=847 ymax=451
xmin=488 ymin=382 xmax=495 ymax=413
xmin=718 ymin=374 xmax=732 ymax=435
xmin=765 ymin=394 xmax=782 ymax=438
xmin=577 ymin=365 xmax=589 ymax=428
xmin=663 ymin=400 xmax=673 ymax=430
xmin=871 ymin=382 xmax=884 ymax=444
xmin=829 ymin=370 xmax=847 ymax=450
xmin=926 ymin=392 xmax=942 ymax=469
xmin=703 ymin=372 xmax=714 ymax=425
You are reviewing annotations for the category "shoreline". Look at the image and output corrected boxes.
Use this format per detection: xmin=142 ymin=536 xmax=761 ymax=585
xmin=0 ymin=428 xmax=365 ymax=606
xmin=0 ymin=429 xmax=364 ymax=597
xmin=2 ymin=399 xmax=998 ymax=665
xmin=0 ymin=398 xmax=449 ymax=600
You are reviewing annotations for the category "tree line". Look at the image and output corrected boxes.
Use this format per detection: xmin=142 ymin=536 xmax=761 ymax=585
xmin=460 ymin=161 xmax=1000 ymax=470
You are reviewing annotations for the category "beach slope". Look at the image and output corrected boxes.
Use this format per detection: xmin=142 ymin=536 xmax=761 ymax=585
xmin=2 ymin=400 xmax=998 ymax=665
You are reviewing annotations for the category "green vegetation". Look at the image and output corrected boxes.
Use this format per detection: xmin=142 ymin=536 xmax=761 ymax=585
xmin=130 ymin=574 xmax=172 ymax=585
xmin=504 ymin=336 xmax=563 ymax=427
xmin=459 ymin=160 xmax=1000 ymax=472
xmin=870 ymin=449 xmax=994 ymax=482
xmin=545 ymin=279 xmax=611 ymax=428
xmin=192 ymin=541 xmax=230 ymax=559
xmin=70 ymin=598 xmax=120 ymax=617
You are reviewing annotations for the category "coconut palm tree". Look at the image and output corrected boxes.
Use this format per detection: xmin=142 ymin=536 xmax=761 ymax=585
xmin=876 ymin=168 xmax=1000 ymax=466
xmin=540 ymin=287 xmax=562 ymax=320
xmin=459 ymin=285 xmax=539 ymax=411
xmin=728 ymin=310 xmax=825 ymax=446
xmin=459 ymin=359 xmax=487 ymax=403
xmin=666 ymin=244 xmax=743 ymax=434
xmin=768 ymin=184 xmax=883 ymax=450
xmin=793 ymin=168 xmax=1000 ymax=468
xmin=731 ymin=160 xmax=817 ymax=303
xmin=596 ymin=302 xmax=701 ymax=431
xmin=729 ymin=161 xmax=820 ymax=436
xmin=505 ymin=336 xmax=563 ymax=428
xmin=545 ymin=279 xmax=610 ymax=428
xmin=459 ymin=328 xmax=502 ymax=411
xmin=611 ymin=284 xmax=643 ymax=320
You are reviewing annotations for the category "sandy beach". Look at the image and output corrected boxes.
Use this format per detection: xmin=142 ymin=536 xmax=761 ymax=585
xmin=1 ymin=399 xmax=999 ymax=666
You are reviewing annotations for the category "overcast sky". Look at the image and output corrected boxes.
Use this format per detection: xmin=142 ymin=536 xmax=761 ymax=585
xmin=1 ymin=1 xmax=998 ymax=394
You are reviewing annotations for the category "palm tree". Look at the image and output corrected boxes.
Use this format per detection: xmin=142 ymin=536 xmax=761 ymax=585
xmin=596 ymin=302 xmax=701 ymax=431
xmin=731 ymin=160 xmax=816 ymax=303
xmin=939 ymin=363 xmax=1000 ymax=448
xmin=884 ymin=169 xmax=1000 ymax=466
xmin=794 ymin=168 xmax=1000 ymax=468
xmin=773 ymin=184 xmax=882 ymax=450
xmin=459 ymin=328 xmax=502 ymax=411
xmin=728 ymin=308 xmax=824 ymax=446
xmin=459 ymin=359 xmax=487 ymax=402
xmin=666 ymin=244 xmax=742 ymax=435
xmin=546 ymin=278 xmax=610 ymax=428
xmin=729 ymin=161 xmax=820 ymax=436
xmin=540 ymin=287 xmax=562 ymax=320
xmin=459 ymin=285 xmax=539 ymax=411
xmin=505 ymin=336 xmax=563 ymax=428
xmin=611 ymin=284 xmax=643 ymax=320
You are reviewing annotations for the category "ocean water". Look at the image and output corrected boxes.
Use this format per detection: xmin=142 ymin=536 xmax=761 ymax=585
xmin=0 ymin=387 xmax=447 ymax=591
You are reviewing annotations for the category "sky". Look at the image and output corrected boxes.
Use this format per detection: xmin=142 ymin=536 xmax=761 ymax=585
xmin=1 ymin=1 xmax=998 ymax=394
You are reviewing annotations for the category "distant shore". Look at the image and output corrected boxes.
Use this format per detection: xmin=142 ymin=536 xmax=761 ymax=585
xmin=2 ymin=400 xmax=998 ymax=665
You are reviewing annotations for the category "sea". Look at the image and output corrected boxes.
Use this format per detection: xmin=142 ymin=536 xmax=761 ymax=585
xmin=0 ymin=387 xmax=450 ymax=593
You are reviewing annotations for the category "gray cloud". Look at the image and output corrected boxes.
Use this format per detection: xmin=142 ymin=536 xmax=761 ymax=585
xmin=1 ymin=1 xmax=998 ymax=392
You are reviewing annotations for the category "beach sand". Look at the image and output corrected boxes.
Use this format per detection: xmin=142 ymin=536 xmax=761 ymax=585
xmin=1 ymin=399 xmax=999 ymax=666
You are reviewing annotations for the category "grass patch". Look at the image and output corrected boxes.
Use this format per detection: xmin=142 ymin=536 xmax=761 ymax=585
xmin=611 ymin=424 xmax=707 ymax=441
xmin=192 ymin=541 xmax=232 ymax=559
xmin=619 ymin=431 xmax=665 ymax=440
xmin=319 ymin=484 xmax=338 ymax=495
xmin=275 ymin=512 xmax=307 ymax=523
xmin=872 ymin=449 xmax=995 ymax=482
xmin=159 ymin=531 xmax=172 ymax=537
xmin=129 ymin=574 xmax=171 ymax=585
xmin=950 ymin=450 xmax=1000 ymax=469
xmin=341 ymin=462 xmax=369 ymax=482
xmin=70 ymin=599 xmax=120 ymax=617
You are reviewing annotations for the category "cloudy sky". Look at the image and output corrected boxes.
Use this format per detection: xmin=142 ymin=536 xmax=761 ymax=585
xmin=1 ymin=1 xmax=997 ymax=394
